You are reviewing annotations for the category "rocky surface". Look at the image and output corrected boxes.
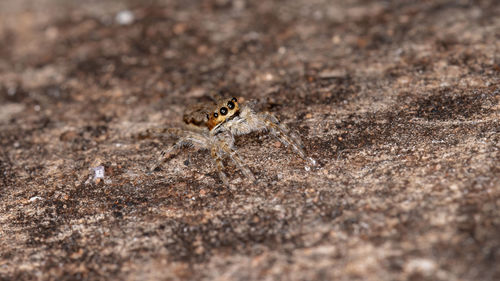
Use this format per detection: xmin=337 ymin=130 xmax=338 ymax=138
xmin=0 ymin=0 xmax=499 ymax=280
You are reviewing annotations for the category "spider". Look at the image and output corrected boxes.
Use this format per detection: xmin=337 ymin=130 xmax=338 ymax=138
xmin=148 ymin=96 xmax=316 ymax=185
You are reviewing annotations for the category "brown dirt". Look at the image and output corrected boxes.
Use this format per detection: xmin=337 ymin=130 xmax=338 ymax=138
xmin=1 ymin=0 xmax=499 ymax=280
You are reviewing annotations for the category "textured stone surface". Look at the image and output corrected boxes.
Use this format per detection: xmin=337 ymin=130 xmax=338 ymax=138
xmin=0 ymin=0 xmax=499 ymax=280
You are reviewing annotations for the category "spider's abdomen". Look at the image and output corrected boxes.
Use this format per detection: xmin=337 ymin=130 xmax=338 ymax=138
xmin=183 ymin=104 xmax=212 ymax=127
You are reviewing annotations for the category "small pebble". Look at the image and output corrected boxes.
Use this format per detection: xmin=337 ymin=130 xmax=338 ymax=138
xmin=93 ymin=166 xmax=105 ymax=179
xmin=29 ymin=196 xmax=43 ymax=202
xmin=115 ymin=10 xmax=134 ymax=25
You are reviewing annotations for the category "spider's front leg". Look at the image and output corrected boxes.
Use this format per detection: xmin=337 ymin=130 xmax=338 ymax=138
xmin=210 ymin=133 xmax=256 ymax=185
xmin=259 ymin=112 xmax=317 ymax=166
xmin=219 ymin=142 xmax=256 ymax=182
xmin=210 ymin=146 xmax=230 ymax=186
xmin=149 ymin=130 xmax=208 ymax=172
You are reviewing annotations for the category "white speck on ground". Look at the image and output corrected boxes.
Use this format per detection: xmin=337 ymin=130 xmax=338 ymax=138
xmin=93 ymin=166 xmax=105 ymax=179
xmin=115 ymin=10 xmax=134 ymax=25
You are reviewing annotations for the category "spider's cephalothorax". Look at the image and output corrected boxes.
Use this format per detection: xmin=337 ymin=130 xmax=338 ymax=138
xmin=149 ymin=96 xmax=316 ymax=185
xmin=206 ymin=97 xmax=239 ymax=131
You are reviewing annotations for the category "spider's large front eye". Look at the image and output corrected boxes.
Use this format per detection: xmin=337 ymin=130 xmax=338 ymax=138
xmin=213 ymin=112 xmax=218 ymax=118
xmin=220 ymin=107 xmax=228 ymax=115
xmin=227 ymin=101 xmax=235 ymax=109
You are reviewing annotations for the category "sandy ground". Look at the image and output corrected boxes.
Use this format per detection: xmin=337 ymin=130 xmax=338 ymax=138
xmin=0 ymin=0 xmax=499 ymax=280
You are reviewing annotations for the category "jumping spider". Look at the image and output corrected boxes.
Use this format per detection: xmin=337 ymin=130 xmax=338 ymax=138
xmin=149 ymin=96 xmax=316 ymax=185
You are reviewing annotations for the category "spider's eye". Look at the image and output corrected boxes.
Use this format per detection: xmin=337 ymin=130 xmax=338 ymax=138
xmin=206 ymin=114 xmax=209 ymax=119
xmin=231 ymin=97 xmax=237 ymax=103
xmin=227 ymin=101 xmax=235 ymax=109
xmin=213 ymin=112 xmax=218 ymax=118
xmin=220 ymin=107 xmax=228 ymax=115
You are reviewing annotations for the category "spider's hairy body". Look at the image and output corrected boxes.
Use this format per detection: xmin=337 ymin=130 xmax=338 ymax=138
xmin=149 ymin=96 xmax=316 ymax=185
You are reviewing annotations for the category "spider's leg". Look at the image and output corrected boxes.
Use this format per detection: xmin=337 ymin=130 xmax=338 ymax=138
xmin=260 ymin=113 xmax=317 ymax=166
xmin=149 ymin=132 xmax=207 ymax=172
xmin=210 ymin=146 xmax=230 ymax=186
xmin=149 ymin=143 xmax=176 ymax=171
xmin=148 ymin=137 xmax=187 ymax=172
xmin=219 ymin=142 xmax=256 ymax=182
